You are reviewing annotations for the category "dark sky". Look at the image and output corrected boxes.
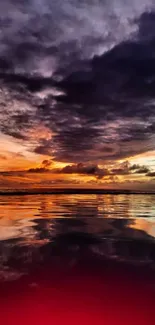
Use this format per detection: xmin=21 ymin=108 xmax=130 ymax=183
xmin=0 ymin=0 xmax=155 ymax=189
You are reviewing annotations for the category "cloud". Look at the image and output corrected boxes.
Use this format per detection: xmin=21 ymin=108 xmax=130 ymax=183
xmin=27 ymin=159 xmax=53 ymax=172
xmin=1 ymin=2 xmax=155 ymax=174
xmin=24 ymin=161 xmax=151 ymax=181
xmin=0 ymin=0 xmax=153 ymax=76
xmin=28 ymin=167 xmax=49 ymax=173
xmin=135 ymin=166 xmax=150 ymax=174
xmin=59 ymin=163 xmax=109 ymax=178
xmin=42 ymin=159 xmax=53 ymax=168
xmin=0 ymin=159 xmax=154 ymax=190
xmin=136 ymin=11 xmax=155 ymax=41
xmin=129 ymin=164 xmax=141 ymax=170
xmin=111 ymin=161 xmax=151 ymax=175
xmin=129 ymin=164 xmax=150 ymax=174
xmin=146 ymin=171 xmax=155 ymax=177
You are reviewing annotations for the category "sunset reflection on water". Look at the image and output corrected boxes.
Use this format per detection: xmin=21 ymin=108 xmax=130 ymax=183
xmin=0 ymin=194 xmax=155 ymax=324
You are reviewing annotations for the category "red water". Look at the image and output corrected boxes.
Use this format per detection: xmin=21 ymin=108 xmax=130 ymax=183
xmin=0 ymin=260 xmax=155 ymax=325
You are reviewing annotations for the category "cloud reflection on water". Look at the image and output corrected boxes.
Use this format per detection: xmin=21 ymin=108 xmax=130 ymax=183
xmin=0 ymin=194 xmax=154 ymax=281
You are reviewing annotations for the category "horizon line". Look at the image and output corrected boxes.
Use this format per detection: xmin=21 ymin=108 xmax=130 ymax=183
xmin=0 ymin=188 xmax=155 ymax=195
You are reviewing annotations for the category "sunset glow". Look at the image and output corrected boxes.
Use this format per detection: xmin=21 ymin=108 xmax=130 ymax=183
xmin=0 ymin=1 xmax=155 ymax=191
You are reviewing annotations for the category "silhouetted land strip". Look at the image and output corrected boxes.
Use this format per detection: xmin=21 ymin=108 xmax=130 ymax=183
xmin=0 ymin=188 xmax=155 ymax=195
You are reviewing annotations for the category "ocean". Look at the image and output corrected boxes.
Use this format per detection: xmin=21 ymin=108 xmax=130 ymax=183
xmin=0 ymin=193 xmax=155 ymax=324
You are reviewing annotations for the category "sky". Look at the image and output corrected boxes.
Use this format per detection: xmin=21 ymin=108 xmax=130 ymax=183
xmin=1 ymin=0 xmax=155 ymax=190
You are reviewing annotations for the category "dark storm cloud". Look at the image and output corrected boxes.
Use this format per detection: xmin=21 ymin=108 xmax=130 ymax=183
xmin=0 ymin=73 xmax=55 ymax=92
xmin=34 ymin=139 xmax=55 ymax=156
xmin=27 ymin=161 xmax=151 ymax=179
xmin=146 ymin=171 xmax=155 ymax=177
xmin=0 ymin=0 xmax=151 ymax=75
xmin=135 ymin=166 xmax=150 ymax=174
xmin=1 ymin=1 xmax=155 ymax=165
xmin=59 ymin=161 xmax=151 ymax=177
xmin=28 ymin=158 xmax=53 ymax=172
xmin=28 ymin=167 xmax=49 ymax=173
xmin=42 ymin=159 xmax=53 ymax=168
xmin=26 ymin=162 xmax=107 ymax=177
xmin=59 ymin=163 xmax=109 ymax=178
xmin=130 ymin=164 xmax=141 ymax=171
xmin=57 ymin=36 xmax=155 ymax=107
xmin=111 ymin=162 xmax=150 ymax=176
xmin=128 ymin=163 xmax=150 ymax=174
xmin=137 ymin=11 xmax=155 ymax=41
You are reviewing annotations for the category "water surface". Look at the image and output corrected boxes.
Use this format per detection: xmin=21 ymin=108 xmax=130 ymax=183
xmin=0 ymin=194 xmax=155 ymax=324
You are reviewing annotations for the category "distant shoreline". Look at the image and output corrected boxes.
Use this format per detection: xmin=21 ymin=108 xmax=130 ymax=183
xmin=0 ymin=189 xmax=155 ymax=195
